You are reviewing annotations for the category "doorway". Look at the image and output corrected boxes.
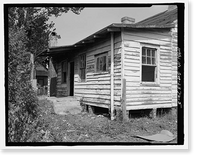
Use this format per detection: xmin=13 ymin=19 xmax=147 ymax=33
xmin=50 ymin=77 xmax=57 ymax=96
xmin=69 ymin=62 xmax=74 ymax=96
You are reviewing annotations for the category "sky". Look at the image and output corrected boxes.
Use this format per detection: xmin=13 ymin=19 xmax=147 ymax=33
xmin=49 ymin=5 xmax=168 ymax=46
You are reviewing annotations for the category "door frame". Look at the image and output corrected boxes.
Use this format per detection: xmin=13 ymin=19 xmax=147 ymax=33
xmin=68 ymin=61 xmax=74 ymax=96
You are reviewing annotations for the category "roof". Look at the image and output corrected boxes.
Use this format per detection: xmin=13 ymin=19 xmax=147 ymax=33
xmin=39 ymin=7 xmax=177 ymax=57
xmin=135 ymin=8 xmax=177 ymax=27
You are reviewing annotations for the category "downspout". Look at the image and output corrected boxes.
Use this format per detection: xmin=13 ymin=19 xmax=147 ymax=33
xmin=110 ymin=32 xmax=114 ymax=120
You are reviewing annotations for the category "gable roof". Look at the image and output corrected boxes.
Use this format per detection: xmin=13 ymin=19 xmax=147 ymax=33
xmin=135 ymin=7 xmax=177 ymax=27
xmin=39 ymin=7 xmax=177 ymax=57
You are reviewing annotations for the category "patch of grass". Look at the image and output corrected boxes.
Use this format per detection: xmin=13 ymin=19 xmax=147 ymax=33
xmin=27 ymin=98 xmax=177 ymax=143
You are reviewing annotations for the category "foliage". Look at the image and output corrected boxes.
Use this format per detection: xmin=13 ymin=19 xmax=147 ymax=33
xmin=8 ymin=28 xmax=39 ymax=142
xmin=8 ymin=7 xmax=84 ymax=57
xmin=28 ymin=98 xmax=177 ymax=143
xmin=7 ymin=6 xmax=84 ymax=142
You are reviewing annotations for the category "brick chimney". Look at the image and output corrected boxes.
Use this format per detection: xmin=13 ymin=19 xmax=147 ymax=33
xmin=121 ymin=17 xmax=135 ymax=24
xmin=49 ymin=32 xmax=58 ymax=47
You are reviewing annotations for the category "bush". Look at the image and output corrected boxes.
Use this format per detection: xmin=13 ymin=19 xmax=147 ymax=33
xmin=8 ymin=28 xmax=39 ymax=142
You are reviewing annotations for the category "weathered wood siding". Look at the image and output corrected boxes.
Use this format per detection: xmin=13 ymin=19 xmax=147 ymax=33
xmin=122 ymin=28 xmax=176 ymax=110
xmin=74 ymin=33 xmax=122 ymax=109
xmin=171 ymin=24 xmax=178 ymax=106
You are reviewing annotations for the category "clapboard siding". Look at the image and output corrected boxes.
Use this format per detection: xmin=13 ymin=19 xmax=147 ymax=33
xmin=171 ymin=25 xmax=178 ymax=106
xmin=52 ymin=26 xmax=177 ymax=112
xmin=74 ymin=33 xmax=122 ymax=109
xmin=122 ymin=28 xmax=173 ymax=110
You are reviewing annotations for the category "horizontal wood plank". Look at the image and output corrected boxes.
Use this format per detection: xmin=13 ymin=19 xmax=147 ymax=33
xmin=126 ymin=100 xmax=172 ymax=106
xmin=126 ymin=103 xmax=172 ymax=110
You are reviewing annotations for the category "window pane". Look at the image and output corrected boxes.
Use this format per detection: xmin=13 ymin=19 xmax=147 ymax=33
xmin=142 ymin=65 xmax=155 ymax=82
xmin=81 ymin=69 xmax=85 ymax=80
xmin=80 ymin=54 xmax=86 ymax=68
xmin=147 ymin=57 xmax=151 ymax=64
xmin=97 ymin=58 xmax=99 ymax=72
xmin=99 ymin=57 xmax=103 ymax=71
xmin=96 ymin=53 xmax=108 ymax=72
xmin=147 ymin=49 xmax=151 ymax=56
xmin=152 ymin=50 xmax=155 ymax=57
xmin=152 ymin=58 xmax=155 ymax=65
xmin=103 ymin=56 xmax=106 ymax=71
xmin=142 ymin=56 xmax=146 ymax=64
xmin=83 ymin=69 xmax=85 ymax=79
xmin=142 ymin=48 xmax=146 ymax=56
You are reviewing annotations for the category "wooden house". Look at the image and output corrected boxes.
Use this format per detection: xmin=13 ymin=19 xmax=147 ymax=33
xmin=40 ymin=7 xmax=178 ymax=119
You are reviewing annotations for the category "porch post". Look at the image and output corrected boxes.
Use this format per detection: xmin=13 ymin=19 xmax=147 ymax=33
xmin=110 ymin=32 xmax=114 ymax=120
xmin=47 ymin=77 xmax=50 ymax=97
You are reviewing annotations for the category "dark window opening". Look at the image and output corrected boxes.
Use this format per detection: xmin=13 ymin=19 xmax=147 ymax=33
xmin=80 ymin=54 xmax=86 ymax=82
xmin=62 ymin=61 xmax=67 ymax=83
xmin=142 ymin=65 xmax=156 ymax=82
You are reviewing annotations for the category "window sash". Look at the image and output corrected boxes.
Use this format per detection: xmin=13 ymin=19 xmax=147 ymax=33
xmin=142 ymin=65 xmax=156 ymax=82
xmin=80 ymin=54 xmax=86 ymax=69
xmin=141 ymin=47 xmax=158 ymax=83
xmin=79 ymin=54 xmax=86 ymax=82
xmin=61 ymin=61 xmax=67 ymax=83
xmin=96 ymin=54 xmax=107 ymax=72
xmin=80 ymin=68 xmax=85 ymax=81
xmin=142 ymin=47 xmax=156 ymax=66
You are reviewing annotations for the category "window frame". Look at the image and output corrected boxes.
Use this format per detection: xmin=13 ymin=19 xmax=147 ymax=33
xmin=79 ymin=54 xmax=86 ymax=82
xmin=61 ymin=61 xmax=67 ymax=84
xmin=140 ymin=44 xmax=160 ymax=85
xmin=95 ymin=52 xmax=108 ymax=73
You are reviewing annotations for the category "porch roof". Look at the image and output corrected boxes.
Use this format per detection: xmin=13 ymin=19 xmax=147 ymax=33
xmin=38 ymin=8 xmax=177 ymax=57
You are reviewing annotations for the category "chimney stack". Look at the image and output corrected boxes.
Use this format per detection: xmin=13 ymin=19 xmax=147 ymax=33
xmin=121 ymin=17 xmax=135 ymax=24
xmin=49 ymin=32 xmax=58 ymax=47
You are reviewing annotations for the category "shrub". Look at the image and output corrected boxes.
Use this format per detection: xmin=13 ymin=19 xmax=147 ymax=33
xmin=8 ymin=28 xmax=39 ymax=142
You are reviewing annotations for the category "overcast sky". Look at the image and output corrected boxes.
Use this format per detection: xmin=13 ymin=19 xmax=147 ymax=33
xmin=49 ymin=5 xmax=168 ymax=46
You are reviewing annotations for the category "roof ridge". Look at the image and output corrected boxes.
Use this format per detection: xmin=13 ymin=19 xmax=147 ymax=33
xmin=135 ymin=8 xmax=177 ymax=26
xmin=135 ymin=10 xmax=168 ymax=25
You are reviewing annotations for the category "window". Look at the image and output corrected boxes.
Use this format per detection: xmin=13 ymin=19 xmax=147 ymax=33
xmin=95 ymin=53 xmax=107 ymax=72
xmin=142 ymin=47 xmax=157 ymax=82
xmin=62 ymin=61 xmax=67 ymax=83
xmin=80 ymin=54 xmax=86 ymax=81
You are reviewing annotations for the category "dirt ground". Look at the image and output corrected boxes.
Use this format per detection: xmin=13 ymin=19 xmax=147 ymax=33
xmin=28 ymin=98 xmax=177 ymax=144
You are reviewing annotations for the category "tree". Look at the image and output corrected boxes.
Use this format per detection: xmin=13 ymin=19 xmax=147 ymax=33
xmin=9 ymin=7 xmax=84 ymax=57
xmin=7 ymin=6 xmax=84 ymax=142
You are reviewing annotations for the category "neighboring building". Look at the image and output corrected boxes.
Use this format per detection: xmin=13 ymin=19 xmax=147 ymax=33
xmin=39 ymin=6 xmax=178 ymax=118
xmin=35 ymin=62 xmax=48 ymax=96
xmin=35 ymin=62 xmax=48 ymax=87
